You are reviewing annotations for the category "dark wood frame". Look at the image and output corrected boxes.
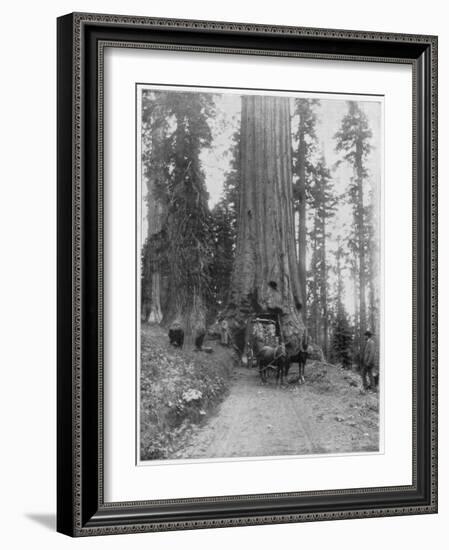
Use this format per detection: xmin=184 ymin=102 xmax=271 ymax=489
xmin=57 ymin=12 xmax=438 ymax=537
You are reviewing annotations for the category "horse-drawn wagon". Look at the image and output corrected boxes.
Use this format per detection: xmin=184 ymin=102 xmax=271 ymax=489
xmin=244 ymin=315 xmax=312 ymax=385
xmin=244 ymin=315 xmax=288 ymax=383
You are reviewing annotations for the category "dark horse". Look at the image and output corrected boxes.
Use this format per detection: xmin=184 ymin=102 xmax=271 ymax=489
xmin=286 ymin=333 xmax=311 ymax=384
xmin=286 ymin=350 xmax=308 ymax=384
xmin=254 ymin=339 xmax=288 ymax=385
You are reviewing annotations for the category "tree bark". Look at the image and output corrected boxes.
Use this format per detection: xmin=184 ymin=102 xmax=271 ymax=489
xmin=297 ymin=131 xmax=308 ymax=315
xmin=145 ymin=164 xmax=164 ymax=324
xmin=355 ymin=140 xmax=367 ymax=354
xmin=368 ymin=204 xmax=380 ymax=339
xmin=163 ymin=107 xmax=211 ymax=348
xmin=226 ymin=95 xmax=305 ymax=354
xmin=335 ymin=240 xmax=344 ymax=317
xmin=320 ymin=213 xmax=328 ymax=358
xmin=310 ymin=216 xmax=319 ymax=344
xmin=370 ymin=255 xmax=380 ymax=337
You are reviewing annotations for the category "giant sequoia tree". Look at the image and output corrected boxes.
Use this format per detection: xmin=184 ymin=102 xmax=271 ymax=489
xmin=163 ymin=92 xmax=215 ymax=346
xmin=141 ymin=91 xmax=171 ymax=323
xmin=225 ymin=95 xmax=305 ymax=353
xmin=141 ymin=91 xmax=215 ymax=347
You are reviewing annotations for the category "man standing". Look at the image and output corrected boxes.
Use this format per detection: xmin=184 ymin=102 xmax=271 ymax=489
xmin=361 ymin=330 xmax=376 ymax=390
xmin=220 ymin=318 xmax=229 ymax=346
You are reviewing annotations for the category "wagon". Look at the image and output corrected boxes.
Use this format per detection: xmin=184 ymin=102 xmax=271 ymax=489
xmin=244 ymin=315 xmax=285 ymax=382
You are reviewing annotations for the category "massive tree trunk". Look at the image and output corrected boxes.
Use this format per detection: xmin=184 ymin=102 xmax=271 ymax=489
xmin=226 ymin=95 xmax=305 ymax=354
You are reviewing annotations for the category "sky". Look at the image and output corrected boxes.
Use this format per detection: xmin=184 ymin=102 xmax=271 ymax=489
xmin=141 ymin=89 xmax=382 ymax=318
xmin=200 ymin=94 xmax=381 ymax=210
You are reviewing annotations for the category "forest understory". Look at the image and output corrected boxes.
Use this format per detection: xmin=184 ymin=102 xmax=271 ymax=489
xmin=140 ymin=324 xmax=236 ymax=460
xmin=141 ymin=325 xmax=379 ymax=462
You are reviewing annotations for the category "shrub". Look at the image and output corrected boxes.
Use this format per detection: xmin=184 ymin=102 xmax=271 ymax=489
xmin=140 ymin=332 xmax=233 ymax=460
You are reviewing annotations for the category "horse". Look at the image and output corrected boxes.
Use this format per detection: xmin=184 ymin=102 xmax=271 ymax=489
xmin=285 ymin=333 xmax=311 ymax=384
xmin=286 ymin=349 xmax=309 ymax=384
xmin=253 ymin=339 xmax=288 ymax=385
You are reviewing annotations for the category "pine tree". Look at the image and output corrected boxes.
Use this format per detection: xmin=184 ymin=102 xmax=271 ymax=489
xmin=292 ymin=99 xmax=319 ymax=314
xmin=332 ymin=312 xmax=353 ymax=369
xmin=365 ymin=182 xmax=380 ymax=342
xmin=209 ymin=131 xmax=240 ymax=318
xmin=335 ymin=102 xmax=373 ymax=357
xmin=209 ymin=199 xmax=235 ymax=318
xmin=330 ymin=237 xmax=353 ymax=368
xmin=307 ymin=155 xmax=336 ymax=357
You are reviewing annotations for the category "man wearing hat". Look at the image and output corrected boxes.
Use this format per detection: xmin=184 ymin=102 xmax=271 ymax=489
xmin=361 ymin=330 xmax=376 ymax=390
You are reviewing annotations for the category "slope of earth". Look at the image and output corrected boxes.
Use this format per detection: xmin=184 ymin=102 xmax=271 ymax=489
xmin=139 ymin=324 xmax=236 ymax=461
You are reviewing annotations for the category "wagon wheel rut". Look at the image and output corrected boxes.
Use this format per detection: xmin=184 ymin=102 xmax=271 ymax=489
xmin=171 ymin=365 xmax=325 ymax=460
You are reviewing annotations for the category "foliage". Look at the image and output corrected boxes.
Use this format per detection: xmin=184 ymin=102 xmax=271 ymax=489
xmin=292 ymin=99 xmax=320 ymax=311
xmin=140 ymin=92 xmax=379 ymax=369
xmin=292 ymin=98 xmax=320 ymax=204
xmin=334 ymin=101 xmax=374 ymax=354
xmin=208 ymin=131 xmax=240 ymax=318
xmin=140 ymin=327 xmax=234 ymax=460
xmin=141 ymin=91 xmax=216 ymax=336
xmin=140 ymin=238 xmax=152 ymax=321
xmin=307 ymin=155 xmax=337 ymax=356
xmin=331 ymin=311 xmax=353 ymax=368
xmin=334 ymin=101 xmax=372 ymax=166
xmin=209 ymin=200 xmax=235 ymax=318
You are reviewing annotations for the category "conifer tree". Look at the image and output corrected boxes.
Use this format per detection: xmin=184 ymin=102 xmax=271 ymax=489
xmin=292 ymin=99 xmax=320 ymax=314
xmin=335 ymin=102 xmax=373 ymax=356
xmin=307 ymin=155 xmax=336 ymax=356
xmin=141 ymin=90 xmax=216 ymax=346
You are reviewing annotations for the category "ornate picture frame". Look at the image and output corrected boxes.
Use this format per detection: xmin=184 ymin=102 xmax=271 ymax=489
xmin=57 ymin=12 xmax=437 ymax=536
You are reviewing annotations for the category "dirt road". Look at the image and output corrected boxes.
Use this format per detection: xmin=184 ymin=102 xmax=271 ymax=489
xmin=170 ymin=362 xmax=379 ymax=460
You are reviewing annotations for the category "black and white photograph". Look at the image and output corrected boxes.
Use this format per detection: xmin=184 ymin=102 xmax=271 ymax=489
xmin=137 ymin=85 xmax=382 ymax=463
xmin=1 ymin=0 xmax=442 ymax=544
